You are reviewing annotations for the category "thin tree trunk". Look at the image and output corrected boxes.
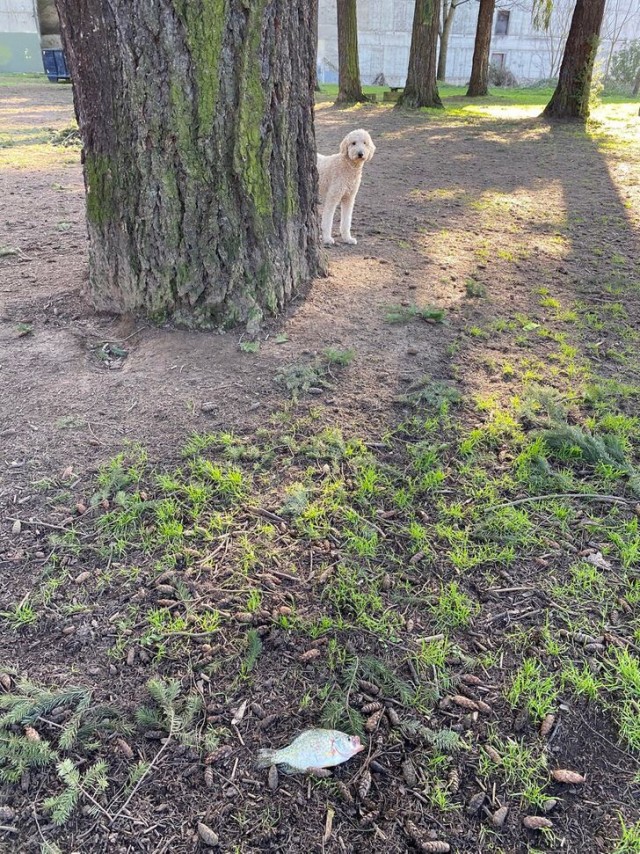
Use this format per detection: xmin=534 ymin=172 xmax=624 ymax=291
xmin=437 ymin=0 xmax=456 ymax=81
xmin=54 ymin=0 xmax=324 ymax=330
xmin=466 ymin=0 xmax=496 ymax=96
xmin=336 ymin=0 xmax=367 ymax=103
xmin=397 ymin=0 xmax=443 ymax=108
xmin=633 ymin=68 xmax=640 ymax=97
xmin=543 ymin=0 xmax=607 ymax=120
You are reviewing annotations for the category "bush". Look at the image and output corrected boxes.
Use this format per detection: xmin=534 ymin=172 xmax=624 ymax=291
xmin=489 ymin=64 xmax=518 ymax=87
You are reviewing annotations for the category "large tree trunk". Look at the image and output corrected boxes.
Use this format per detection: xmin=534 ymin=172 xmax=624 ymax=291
xmin=466 ymin=0 xmax=496 ymax=96
xmin=437 ymin=0 xmax=456 ymax=81
xmin=397 ymin=0 xmax=443 ymax=108
xmin=54 ymin=1 xmax=324 ymax=331
xmin=336 ymin=0 xmax=367 ymax=103
xmin=543 ymin=0 xmax=607 ymax=121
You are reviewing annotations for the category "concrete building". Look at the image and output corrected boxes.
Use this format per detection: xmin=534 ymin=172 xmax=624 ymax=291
xmin=0 ymin=0 xmax=61 ymax=74
xmin=318 ymin=0 xmax=640 ymax=87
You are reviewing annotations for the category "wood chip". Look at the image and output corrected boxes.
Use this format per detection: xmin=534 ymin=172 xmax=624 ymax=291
xmin=231 ymin=700 xmax=247 ymax=726
xmin=551 ymin=768 xmax=585 ymax=784
xmin=11 ymin=520 xmax=21 ymax=536
xmin=323 ymin=806 xmax=335 ymax=842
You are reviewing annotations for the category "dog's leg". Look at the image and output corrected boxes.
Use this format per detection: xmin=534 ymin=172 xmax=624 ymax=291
xmin=340 ymin=193 xmax=357 ymax=245
xmin=321 ymin=192 xmax=340 ymax=246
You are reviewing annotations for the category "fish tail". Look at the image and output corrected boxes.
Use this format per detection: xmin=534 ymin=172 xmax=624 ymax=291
xmin=256 ymin=748 xmax=278 ymax=769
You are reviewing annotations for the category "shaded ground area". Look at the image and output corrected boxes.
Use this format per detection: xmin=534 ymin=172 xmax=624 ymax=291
xmin=1 ymin=80 xmax=640 ymax=853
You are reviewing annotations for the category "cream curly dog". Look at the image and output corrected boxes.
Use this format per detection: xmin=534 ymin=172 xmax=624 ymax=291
xmin=317 ymin=129 xmax=376 ymax=246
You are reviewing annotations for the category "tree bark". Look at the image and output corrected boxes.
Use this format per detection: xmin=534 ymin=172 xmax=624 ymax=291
xmin=543 ymin=0 xmax=607 ymax=121
xmin=633 ymin=68 xmax=640 ymax=97
xmin=466 ymin=0 xmax=496 ymax=96
xmin=437 ymin=0 xmax=456 ymax=82
xmin=397 ymin=0 xmax=443 ymax=108
xmin=336 ymin=0 xmax=367 ymax=103
xmin=54 ymin=0 xmax=325 ymax=330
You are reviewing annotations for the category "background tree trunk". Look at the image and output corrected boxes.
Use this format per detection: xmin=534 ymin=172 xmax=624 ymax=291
xmin=398 ymin=0 xmax=443 ymax=108
xmin=336 ymin=0 xmax=367 ymax=103
xmin=54 ymin=0 xmax=324 ymax=330
xmin=543 ymin=0 xmax=607 ymax=120
xmin=466 ymin=0 xmax=496 ymax=96
xmin=437 ymin=0 xmax=457 ymax=81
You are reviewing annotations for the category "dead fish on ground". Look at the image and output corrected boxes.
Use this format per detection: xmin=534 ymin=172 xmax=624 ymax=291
xmin=256 ymin=728 xmax=364 ymax=774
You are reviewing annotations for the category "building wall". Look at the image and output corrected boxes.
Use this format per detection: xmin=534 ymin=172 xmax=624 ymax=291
xmin=0 ymin=0 xmax=42 ymax=72
xmin=318 ymin=0 xmax=640 ymax=87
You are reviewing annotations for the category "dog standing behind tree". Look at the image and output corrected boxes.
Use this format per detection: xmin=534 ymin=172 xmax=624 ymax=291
xmin=316 ymin=129 xmax=376 ymax=246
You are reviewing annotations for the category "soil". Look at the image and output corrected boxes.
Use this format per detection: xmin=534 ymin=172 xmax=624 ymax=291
xmin=1 ymin=81 xmax=639 ymax=853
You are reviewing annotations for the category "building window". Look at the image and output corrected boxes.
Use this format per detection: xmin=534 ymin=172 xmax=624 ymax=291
xmin=491 ymin=52 xmax=506 ymax=69
xmin=495 ymin=10 xmax=510 ymax=35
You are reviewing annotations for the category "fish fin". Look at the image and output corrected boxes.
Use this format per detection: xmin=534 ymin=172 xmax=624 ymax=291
xmin=279 ymin=763 xmax=303 ymax=775
xmin=256 ymin=749 xmax=277 ymax=769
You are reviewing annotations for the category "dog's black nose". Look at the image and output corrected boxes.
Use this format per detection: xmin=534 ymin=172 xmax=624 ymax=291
xmin=357 ymin=151 xmax=364 ymax=158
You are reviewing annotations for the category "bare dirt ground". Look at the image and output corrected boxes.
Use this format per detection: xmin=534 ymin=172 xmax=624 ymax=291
xmin=1 ymin=80 xmax=640 ymax=853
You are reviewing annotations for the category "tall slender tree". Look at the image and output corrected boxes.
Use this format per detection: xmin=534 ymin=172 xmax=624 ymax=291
xmin=336 ymin=0 xmax=368 ymax=103
xmin=54 ymin=1 xmax=324 ymax=331
xmin=544 ymin=0 xmax=607 ymax=120
xmin=438 ymin=0 xmax=466 ymax=81
xmin=466 ymin=0 xmax=496 ymax=96
xmin=398 ymin=0 xmax=443 ymax=108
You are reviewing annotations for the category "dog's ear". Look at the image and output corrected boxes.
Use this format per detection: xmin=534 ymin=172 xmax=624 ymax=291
xmin=366 ymin=137 xmax=376 ymax=161
xmin=339 ymin=134 xmax=351 ymax=156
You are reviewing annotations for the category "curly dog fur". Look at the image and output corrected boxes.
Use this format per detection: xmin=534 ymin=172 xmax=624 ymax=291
xmin=316 ymin=129 xmax=376 ymax=246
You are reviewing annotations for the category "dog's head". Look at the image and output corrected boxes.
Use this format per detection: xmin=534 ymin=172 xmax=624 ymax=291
xmin=339 ymin=129 xmax=376 ymax=163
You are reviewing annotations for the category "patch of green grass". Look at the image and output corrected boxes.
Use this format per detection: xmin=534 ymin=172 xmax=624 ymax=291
xmin=384 ymin=304 xmax=445 ymax=324
xmin=614 ymin=817 xmax=640 ymax=854
xmin=507 ymin=658 xmax=557 ymax=721
xmin=480 ymin=734 xmax=550 ymax=809
xmin=465 ymin=280 xmax=487 ymax=298
xmin=431 ymin=581 xmax=478 ymax=630
xmin=0 ymin=598 xmax=38 ymax=630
